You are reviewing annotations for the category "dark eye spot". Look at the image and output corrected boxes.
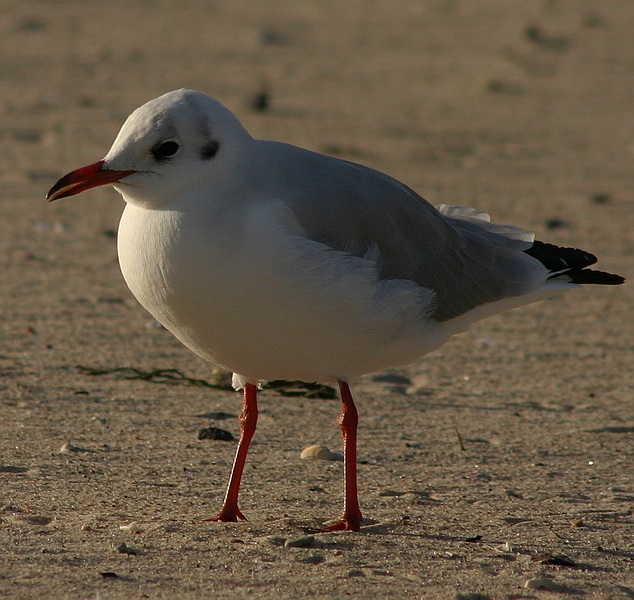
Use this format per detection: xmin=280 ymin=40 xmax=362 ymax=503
xmin=151 ymin=140 xmax=180 ymax=161
xmin=200 ymin=139 xmax=220 ymax=160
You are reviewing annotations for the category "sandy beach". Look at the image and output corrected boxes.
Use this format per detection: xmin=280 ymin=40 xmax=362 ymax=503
xmin=1 ymin=1 xmax=632 ymax=598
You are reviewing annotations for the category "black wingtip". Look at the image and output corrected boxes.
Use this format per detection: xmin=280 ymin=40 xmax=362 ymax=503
xmin=525 ymin=240 xmax=624 ymax=285
xmin=563 ymin=269 xmax=625 ymax=285
xmin=524 ymin=241 xmax=597 ymax=273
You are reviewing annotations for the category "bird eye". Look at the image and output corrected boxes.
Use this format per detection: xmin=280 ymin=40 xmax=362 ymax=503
xmin=152 ymin=140 xmax=180 ymax=161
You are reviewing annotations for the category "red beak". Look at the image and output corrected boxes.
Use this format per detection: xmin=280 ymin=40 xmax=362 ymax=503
xmin=46 ymin=160 xmax=136 ymax=202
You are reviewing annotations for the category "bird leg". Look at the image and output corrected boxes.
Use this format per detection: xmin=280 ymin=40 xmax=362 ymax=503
xmin=206 ymin=383 xmax=258 ymax=522
xmin=326 ymin=381 xmax=363 ymax=531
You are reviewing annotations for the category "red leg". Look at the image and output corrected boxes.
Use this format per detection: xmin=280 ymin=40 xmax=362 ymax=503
xmin=206 ymin=383 xmax=258 ymax=522
xmin=326 ymin=381 xmax=363 ymax=531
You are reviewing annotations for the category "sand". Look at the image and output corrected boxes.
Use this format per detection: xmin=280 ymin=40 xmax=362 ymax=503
xmin=1 ymin=1 xmax=632 ymax=598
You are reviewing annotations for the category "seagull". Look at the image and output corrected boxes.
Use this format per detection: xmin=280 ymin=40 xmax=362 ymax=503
xmin=47 ymin=89 xmax=624 ymax=531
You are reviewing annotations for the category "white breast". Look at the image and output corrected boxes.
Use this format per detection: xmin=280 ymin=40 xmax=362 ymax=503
xmin=117 ymin=199 xmax=448 ymax=386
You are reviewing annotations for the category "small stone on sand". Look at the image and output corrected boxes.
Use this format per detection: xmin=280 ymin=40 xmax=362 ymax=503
xmin=524 ymin=578 xmax=564 ymax=592
xmin=58 ymin=442 xmax=79 ymax=454
xmin=284 ymin=534 xmax=315 ymax=548
xmin=300 ymin=445 xmax=334 ymax=460
xmin=119 ymin=521 xmax=143 ymax=533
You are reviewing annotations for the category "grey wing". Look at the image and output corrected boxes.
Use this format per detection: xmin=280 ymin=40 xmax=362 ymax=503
xmin=281 ymin=149 xmax=547 ymax=322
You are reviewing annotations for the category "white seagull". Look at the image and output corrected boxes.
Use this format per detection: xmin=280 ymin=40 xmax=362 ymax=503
xmin=47 ymin=89 xmax=624 ymax=531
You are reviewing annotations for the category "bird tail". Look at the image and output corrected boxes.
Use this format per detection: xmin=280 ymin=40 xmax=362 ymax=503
xmin=524 ymin=241 xmax=624 ymax=285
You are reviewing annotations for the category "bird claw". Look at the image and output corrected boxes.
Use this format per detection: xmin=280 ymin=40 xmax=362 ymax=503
xmin=324 ymin=516 xmax=362 ymax=532
xmin=204 ymin=507 xmax=247 ymax=522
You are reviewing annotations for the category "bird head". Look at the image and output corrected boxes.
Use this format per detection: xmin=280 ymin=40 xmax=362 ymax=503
xmin=47 ymin=89 xmax=252 ymax=209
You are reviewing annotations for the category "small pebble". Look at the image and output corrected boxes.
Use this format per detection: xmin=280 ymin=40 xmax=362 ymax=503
xmin=498 ymin=541 xmax=514 ymax=552
xmin=524 ymin=578 xmax=564 ymax=592
xmin=300 ymin=445 xmax=334 ymax=460
xmin=119 ymin=521 xmax=143 ymax=533
xmin=59 ymin=442 xmax=79 ymax=454
xmin=284 ymin=534 xmax=314 ymax=548
xmin=570 ymin=518 xmax=585 ymax=527
xmin=198 ymin=427 xmax=234 ymax=441
xmin=115 ymin=542 xmax=140 ymax=555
